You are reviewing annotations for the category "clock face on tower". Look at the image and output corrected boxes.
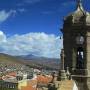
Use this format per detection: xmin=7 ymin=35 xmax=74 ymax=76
xmin=76 ymin=35 xmax=84 ymax=45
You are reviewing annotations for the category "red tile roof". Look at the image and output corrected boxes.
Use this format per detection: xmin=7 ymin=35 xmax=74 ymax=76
xmin=37 ymin=75 xmax=52 ymax=84
xmin=21 ymin=75 xmax=52 ymax=90
xmin=7 ymin=72 xmax=17 ymax=77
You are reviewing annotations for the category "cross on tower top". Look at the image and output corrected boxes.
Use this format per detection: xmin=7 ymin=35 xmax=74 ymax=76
xmin=77 ymin=0 xmax=82 ymax=8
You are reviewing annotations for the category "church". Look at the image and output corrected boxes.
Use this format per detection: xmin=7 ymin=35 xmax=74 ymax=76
xmin=47 ymin=0 xmax=90 ymax=90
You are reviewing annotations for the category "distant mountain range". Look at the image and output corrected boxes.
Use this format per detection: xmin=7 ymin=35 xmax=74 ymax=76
xmin=17 ymin=54 xmax=59 ymax=60
xmin=0 ymin=53 xmax=60 ymax=70
xmin=17 ymin=54 xmax=41 ymax=60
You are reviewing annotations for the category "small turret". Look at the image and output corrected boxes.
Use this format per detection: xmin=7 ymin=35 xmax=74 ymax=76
xmin=58 ymin=49 xmax=67 ymax=81
xmin=66 ymin=67 xmax=71 ymax=80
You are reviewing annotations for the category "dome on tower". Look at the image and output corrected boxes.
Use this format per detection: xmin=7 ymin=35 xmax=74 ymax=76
xmin=64 ymin=0 xmax=90 ymax=26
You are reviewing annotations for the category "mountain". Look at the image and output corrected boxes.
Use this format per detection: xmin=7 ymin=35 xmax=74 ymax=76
xmin=18 ymin=54 xmax=60 ymax=70
xmin=0 ymin=53 xmax=23 ymax=64
xmin=18 ymin=54 xmax=60 ymax=61
xmin=17 ymin=54 xmax=39 ymax=60
xmin=0 ymin=53 xmax=60 ymax=70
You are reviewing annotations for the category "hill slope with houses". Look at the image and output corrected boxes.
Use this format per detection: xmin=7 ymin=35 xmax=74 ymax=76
xmin=0 ymin=53 xmax=60 ymax=70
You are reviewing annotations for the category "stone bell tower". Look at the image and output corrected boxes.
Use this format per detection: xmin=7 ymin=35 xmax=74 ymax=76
xmin=61 ymin=0 xmax=90 ymax=90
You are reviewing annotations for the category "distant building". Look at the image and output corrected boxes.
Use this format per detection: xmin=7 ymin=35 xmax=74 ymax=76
xmin=0 ymin=70 xmax=52 ymax=90
xmin=0 ymin=71 xmax=34 ymax=90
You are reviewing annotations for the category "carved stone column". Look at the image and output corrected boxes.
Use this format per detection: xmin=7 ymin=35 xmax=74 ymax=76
xmin=58 ymin=49 xmax=67 ymax=81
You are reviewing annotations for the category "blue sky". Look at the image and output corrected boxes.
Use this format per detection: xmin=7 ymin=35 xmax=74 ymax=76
xmin=0 ymin=0 xmax=90 ymax=58
xmin=0 ymin=0 xmax=90 ymax=35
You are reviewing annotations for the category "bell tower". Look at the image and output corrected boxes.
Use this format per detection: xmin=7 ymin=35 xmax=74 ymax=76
xmin=62 ymin=0 xmax=90 ymax=90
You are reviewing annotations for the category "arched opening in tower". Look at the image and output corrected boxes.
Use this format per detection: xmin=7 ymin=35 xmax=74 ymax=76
xmin=76 ymin=47 xmax=84 ymax=69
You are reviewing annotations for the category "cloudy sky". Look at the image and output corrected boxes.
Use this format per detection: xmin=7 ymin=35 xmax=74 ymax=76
xmin=0 ymin=0 xmax=89 ymax=58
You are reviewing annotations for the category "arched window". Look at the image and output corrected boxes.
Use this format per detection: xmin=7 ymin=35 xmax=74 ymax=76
xmin=76 ymin=47 xmax=84 ymax=69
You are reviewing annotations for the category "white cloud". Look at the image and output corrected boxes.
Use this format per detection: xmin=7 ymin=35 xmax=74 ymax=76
xmin=0 ymin=10 xmax=11 ymax=22
xmin=10 ymin=10 xmax=17 ymax=17
xmin=18 ymin=8 xmax=26 ymax=13
xmin=0 ymin=31 xmax=6 ymax=42
xmin=0 ymin=31 xmax=63 ymax=58
xmin=61 ymin=1 xmax=75 ymax=7
xmin=0 ymin=10 xmax=17 ymax=22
